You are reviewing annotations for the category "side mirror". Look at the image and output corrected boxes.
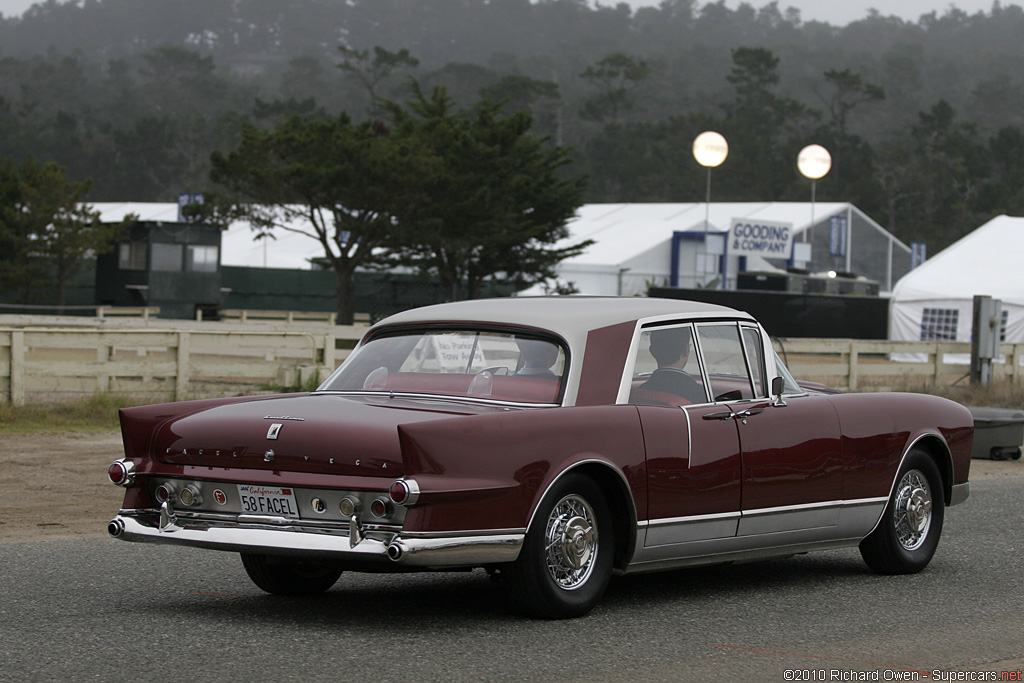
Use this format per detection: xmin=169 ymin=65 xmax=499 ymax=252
xmin=771 ymin=376 xmax=787 ymax=407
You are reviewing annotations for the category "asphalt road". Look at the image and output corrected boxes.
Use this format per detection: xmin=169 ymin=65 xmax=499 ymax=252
xmin=2 ymin=476 xmax=1022 ymax=683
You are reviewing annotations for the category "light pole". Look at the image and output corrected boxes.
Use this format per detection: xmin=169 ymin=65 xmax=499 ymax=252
xmin=797 ymin=144 xmax=831 ymax=255
xmin=692 ymin=131 xmax=728 ymax=287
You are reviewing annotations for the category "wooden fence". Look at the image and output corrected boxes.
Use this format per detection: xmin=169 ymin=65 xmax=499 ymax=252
xmin=775 ymin=338 xmax=1024 ymax=391
xmin=0 ymin=327 xmax=344 ymax=406
xmin=3 ymin=325 xmax=1023 ymax=405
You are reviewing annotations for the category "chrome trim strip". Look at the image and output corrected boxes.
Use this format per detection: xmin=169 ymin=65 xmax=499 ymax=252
xmin=741 ymin=498 xmax=887 ymax=517
xmin=646 ymin=511 xmax=741 ymax=527
xmin=111 ymin=512 xmax=524 ymax=566
xmin=524 ymin=458 xmax=638 ymax=535
xmin=642 ymin=497 xmax=889 ymax=528
xmin=950 ymin=482 xmax=970 ymax=506
xmin=317 ymin=390 xmax=556 ymax=409
xmin=683 ymin=406 xmax=693 ymax=468
xmin=400 ymin=527 xmax=524 ymax=539
xmin=640 ymin=498 xmax=889 ymax=546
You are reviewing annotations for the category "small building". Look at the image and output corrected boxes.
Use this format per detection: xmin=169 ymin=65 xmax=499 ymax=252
xmin=95 ymin=219 xmax=223 ymax=320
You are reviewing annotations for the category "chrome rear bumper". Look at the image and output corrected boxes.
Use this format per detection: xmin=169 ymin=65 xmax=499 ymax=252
xmin=109 ymin=504 xmax=524 ymax=568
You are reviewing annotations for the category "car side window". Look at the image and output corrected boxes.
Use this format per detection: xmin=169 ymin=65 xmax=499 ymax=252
xmin=628 ymin=324 xmax=708 ymax=406
xmin=694 ymin=323 xmax=755 ymax=402
xmin=741 ymin=325 xmax=768 ymax=398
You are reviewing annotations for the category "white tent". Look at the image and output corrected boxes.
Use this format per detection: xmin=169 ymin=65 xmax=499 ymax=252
xmin=531 ymin=202 xmax=910 ymax=296
xmin=890 ymin=215 xmax=1024 ymax=345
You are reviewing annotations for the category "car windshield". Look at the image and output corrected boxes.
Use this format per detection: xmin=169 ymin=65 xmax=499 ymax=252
xmin=320 ymin=329 xmax=567 ymax=405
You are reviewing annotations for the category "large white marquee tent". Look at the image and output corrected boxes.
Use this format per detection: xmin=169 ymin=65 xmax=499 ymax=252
xmin=890 ymin=215 xmax=1024 ymax=344
xmin=537 ymin=202 xmax=911 ymax=296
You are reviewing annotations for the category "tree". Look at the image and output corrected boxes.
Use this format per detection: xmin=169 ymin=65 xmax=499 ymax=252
xmin=719 ymin=47 xmax=813 ymax=200
xmin=479 ymin=74 xmax=562 ymax=142
xmin=337 ymin=46 xmax=420 ymax=114
xmin=383 ymin=84 xmax=591 ymax=300
xmin=579 ymin=52 xmax=651 ymax=124
xmin=0 ymin=157 xmax=118 ymax=309
xmin=209 ymin=114 xmax=424 ymax=324
xmin=818 ymin=69 xmax=885 ymax=139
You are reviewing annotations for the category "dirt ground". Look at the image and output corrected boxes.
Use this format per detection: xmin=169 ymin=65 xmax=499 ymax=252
xmin=1 ymin=431 xmax=1021 ymax=544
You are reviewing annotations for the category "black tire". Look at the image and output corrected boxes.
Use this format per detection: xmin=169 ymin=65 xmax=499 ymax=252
xmin=504 ymin=473 xmax=614 ymax=619
xmin=859 ymin=449 xmax=945 ymax=574
xmin=240 ymin=553 xmax=343 ymax=595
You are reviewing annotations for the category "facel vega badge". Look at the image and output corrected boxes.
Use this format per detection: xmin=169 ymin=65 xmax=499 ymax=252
xmin=267 ymin=423 xmax=283 ymax=440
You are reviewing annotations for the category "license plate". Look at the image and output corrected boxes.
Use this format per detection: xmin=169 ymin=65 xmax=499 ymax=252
xmin=237 ymin=484 xmax=300 ymax=518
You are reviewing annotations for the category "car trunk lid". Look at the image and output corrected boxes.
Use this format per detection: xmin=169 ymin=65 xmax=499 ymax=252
xmin=150 ymin=393 xmax=480 ymax=477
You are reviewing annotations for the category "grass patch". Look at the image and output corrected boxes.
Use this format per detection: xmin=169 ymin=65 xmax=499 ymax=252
xmin=894 ymin=378 xmax=1024 ymax=410
xmin=0 ymin=394 xmax=144 ymax=434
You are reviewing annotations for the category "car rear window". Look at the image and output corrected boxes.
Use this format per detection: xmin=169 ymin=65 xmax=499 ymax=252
xmin=321 ymin=329 xmax=566 ymax=405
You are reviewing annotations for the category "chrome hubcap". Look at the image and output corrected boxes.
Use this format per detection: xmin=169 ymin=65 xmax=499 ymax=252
xmin=893 ymin=469 xmax=932 ymax=551
xmin=544 ymin=494 xmax=597 ymax=590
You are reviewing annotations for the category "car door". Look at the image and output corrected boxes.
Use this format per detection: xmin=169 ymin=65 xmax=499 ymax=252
xmin=627 ymin=323 xmax=742 ymax=548
xmin=692 ymin=322 xmax=844 ymax=537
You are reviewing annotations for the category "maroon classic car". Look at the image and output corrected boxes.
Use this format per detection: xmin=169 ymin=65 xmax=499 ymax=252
xmin=107 ymin=297 xmax=972 ymax=618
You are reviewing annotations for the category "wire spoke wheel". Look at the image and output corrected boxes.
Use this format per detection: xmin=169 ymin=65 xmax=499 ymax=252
xmin=859 ymin=449 xmax=944 ymax=575
xmin=544 ymin=494 xmax=598 ymax=590
xmin=504 ymin=473 xmax=614 ymax=618
xmin=892 ymin=469 xmax=932 ymax=551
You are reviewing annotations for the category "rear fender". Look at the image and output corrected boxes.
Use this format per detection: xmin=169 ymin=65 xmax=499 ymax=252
xmin=396 ymin=405 xmax=646 ymax=543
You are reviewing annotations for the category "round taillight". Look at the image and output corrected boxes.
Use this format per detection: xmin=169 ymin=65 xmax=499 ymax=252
xmin=370 ymin=498 xmax=389 ymax=518
xmin=179 ymin=485 xmax=202 ymax=507
xmin=389 ymin=480 xmax=408 ymax=504
xmin=154 ymin=484 xmax=173 ymax=504
xmin=388 ymin=478 xmax=419 ymax=506
xmin=107 ymin=460 xmax=136 ymax=487
xmin=339 ymin=497 xmax=358 ymax=517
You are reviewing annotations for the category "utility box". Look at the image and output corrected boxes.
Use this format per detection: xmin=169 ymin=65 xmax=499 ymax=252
xmin=970 ymin=295 xmax=1003 ymax=386
xmin=968 ymin=407 xmax=1024 ymax=460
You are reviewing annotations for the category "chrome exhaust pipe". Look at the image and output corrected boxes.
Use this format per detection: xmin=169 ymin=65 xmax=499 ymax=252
xmin=107 ymin=518 xmax=125 ymax=538
xmin=386 ymin=543 xmax=403 ymax=561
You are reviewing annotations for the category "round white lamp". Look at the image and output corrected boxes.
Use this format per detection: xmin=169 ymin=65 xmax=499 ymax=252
xmin=692 ymin=132 xmax=729 ymax=287
xmin=798 ymin=144 xmax=832 ymax=179
xmin=693 ymin=131 xmax=729 ymax=168
xmin=797 ymin=144 xmax=831 ymax=252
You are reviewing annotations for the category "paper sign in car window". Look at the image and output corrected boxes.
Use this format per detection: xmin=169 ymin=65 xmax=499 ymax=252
xmin=431 ymin=334 xmax=487 ymax=373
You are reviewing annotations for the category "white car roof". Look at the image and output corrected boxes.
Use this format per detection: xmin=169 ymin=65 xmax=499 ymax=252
xmin=354 ymin=297 xmax=761 ymax=407
xmin=373 ymin=296 xmax=753 ymax=337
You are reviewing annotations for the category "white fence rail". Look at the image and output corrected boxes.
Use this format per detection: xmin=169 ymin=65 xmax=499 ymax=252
xmin=4 ymin=326 xmax=1024 ymax=406
xmin=775 ymin=338 xmax=1024 ymax=391
xmin=0 ymin=327 xmax=353 ymax=406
